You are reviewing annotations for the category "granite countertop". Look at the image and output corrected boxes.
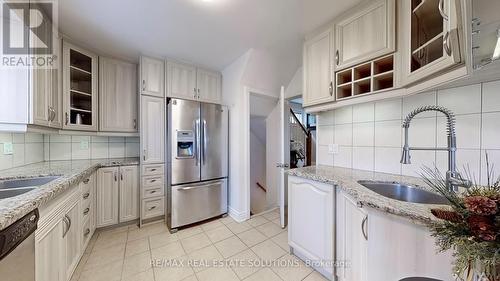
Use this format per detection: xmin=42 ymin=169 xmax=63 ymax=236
xmin=0 ymin=158 xmax=140 ymax=231
xmin=288 ymin=165 xmax=448 ymax=225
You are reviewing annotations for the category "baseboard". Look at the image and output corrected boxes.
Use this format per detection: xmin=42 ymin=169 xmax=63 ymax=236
xmin=228 ymin=206 xmax=249 ymax=222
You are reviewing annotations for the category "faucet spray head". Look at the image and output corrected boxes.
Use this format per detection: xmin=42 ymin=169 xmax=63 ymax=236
xmin=401 ymin=146 xmax=411 ymax=164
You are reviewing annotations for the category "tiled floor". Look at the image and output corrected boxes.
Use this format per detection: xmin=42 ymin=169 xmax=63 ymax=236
xmin=71 ymin=209 xmax=329 ymax=281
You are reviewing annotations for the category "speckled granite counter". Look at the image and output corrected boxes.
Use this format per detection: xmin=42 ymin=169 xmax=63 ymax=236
xmin=288 ymin=165 xmax=447 ymax=225
xmin=0 ymin=158 xmax=139 ymax=231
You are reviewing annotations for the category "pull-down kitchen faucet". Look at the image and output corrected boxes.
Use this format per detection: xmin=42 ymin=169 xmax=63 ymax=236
xmin=401 ymin=105 xmax=471 ymax=192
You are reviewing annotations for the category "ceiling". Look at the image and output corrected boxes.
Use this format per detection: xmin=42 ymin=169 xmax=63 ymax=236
xmin=59 ymin=0 xmax=361 ymax=81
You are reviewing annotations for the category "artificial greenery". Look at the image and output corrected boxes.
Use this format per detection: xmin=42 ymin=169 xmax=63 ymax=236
xmin=419 ymin=153 xmax=500 ymax=281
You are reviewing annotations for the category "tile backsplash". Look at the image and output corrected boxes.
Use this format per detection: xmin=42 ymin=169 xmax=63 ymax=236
xmin=316 ymin=80 xmax=500 ymax=185
xmin=44 ymin=135 xmax=139 ymax=161
xmin=0 ymin=133 xmax=140 ymax=171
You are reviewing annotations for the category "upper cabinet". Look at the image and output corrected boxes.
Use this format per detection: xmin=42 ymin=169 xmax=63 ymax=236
xmin=99 ymin=57 xmax=138 ymax=132
xmin=167 ymin=60 xmax=222 ymax=104
xmin=140 ymin=56 xmax=165 ymax=97
xmin=196 ymin=68 xmax=222 ymax=103
xmin=62 ymin=41 xmax=99 ymax=131
xmin=167 ymin=61 xmax=197 ymax=100
xmin=303 ymin=28 xmax=335 ymax=107
xmin=399 ymin=0 xmax=463 ymax=85
xmin=334 ymin=0 xmax=396 ymax=70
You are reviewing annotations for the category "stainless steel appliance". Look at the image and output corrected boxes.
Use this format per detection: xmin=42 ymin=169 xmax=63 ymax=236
xmin=0 ymin=209 xmax=39 ymax=281
xmin=166 ymin=98 xmax=228 ymax=230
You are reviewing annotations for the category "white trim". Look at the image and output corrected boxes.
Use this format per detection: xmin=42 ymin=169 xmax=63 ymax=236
xmin=228 ymin=206 xmax=248 ymax=222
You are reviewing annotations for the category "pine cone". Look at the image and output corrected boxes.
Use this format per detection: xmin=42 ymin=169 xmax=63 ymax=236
xmin=431 ymin=209 xmax=463 ymax=223
xmin=467 ymin=215 xmax=497 ymax=241
xmin=464 ymin=196 xmax=498 ymax=215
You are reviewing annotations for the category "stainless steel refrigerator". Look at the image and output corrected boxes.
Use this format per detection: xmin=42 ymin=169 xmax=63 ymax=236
xmin=166 ymin=98 xmax=228 ymax=230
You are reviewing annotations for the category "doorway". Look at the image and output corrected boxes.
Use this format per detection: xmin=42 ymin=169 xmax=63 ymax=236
xmin=248 ymin=92 xmax=278 ymax=215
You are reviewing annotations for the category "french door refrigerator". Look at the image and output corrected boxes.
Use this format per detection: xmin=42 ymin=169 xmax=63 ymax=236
xmin=166 ymin=98 xmax=228 ymax=230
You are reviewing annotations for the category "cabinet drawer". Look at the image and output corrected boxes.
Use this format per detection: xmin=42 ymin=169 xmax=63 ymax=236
xmin=82 ymin=218 xmax=92 ymax=247
xmin=142 ymin=187 xmax=164 ymax=199
xmin=142 ymin=175 xmax=164 ymax=188
xmin=142 ymin=198 xmax=164 ymax=219
xmin=142 ymin=164 xmax=164 ymax=176
xmin=80 ymin=176 xmax=94 ymax=195
xmin=82 ymin=199 xmax=92 ymax=222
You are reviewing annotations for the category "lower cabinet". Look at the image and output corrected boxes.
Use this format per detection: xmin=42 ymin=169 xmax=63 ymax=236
xmin=35 ymin=217 xmax=65 ymax=281
xmin=288 ymin=176 xmax=334 ymax=278
xmin=288 ymin=177 xmax=455 ymax=281
xmin=336 ymin=189 xmax=368 ymax=281
xmin=97 ymin=165 xmax=139 ymax=227
xmin=35 ymin=181 xmax=88 ymax=281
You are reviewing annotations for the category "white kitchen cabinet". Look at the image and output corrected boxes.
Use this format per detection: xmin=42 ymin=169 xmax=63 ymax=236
xmin=35 ymin=217 xmax=64 ymax=281
xmin=97 ymin=166 xmax=139 ymax=227
xmin=288 ymin=176 xmax=334 ymax=278
xmin=96 ymin=167 xmax=119 ymax=227
xmin=99 ymin=57 xmax=138 ymax=132
xmin=196 ymin=68 xmax=222 ymax=103
xmin=399 ymin=0 xmax=463 ymax=85
xmin=62 ymin=41 xmax=99 ymax=131
xmin=167 ymin=61 xmax=197 ymax=100
xmin=36 ymin=182 xmax=84 ymax=281
xmin=365 ymin=209 xmax=454 ymax=280
xmin=336 ymin=189 xmax=368 ymax=281
xmin=63 ymin=199 xmax=81 ymax=281
xmin=140 ymin=96 xmax=165 ymax=164
xmin=166 ymin=61 xmax=222 ymax=104
xmin=119 ymin=165 xmax=140 ymax=222
xmin=140 ymin=56 xmax=165 ymax=97
xmin=303 ymin=28 xmax=335 ymax=107
xmin=334 ymin=0 xmax=396 ymax=70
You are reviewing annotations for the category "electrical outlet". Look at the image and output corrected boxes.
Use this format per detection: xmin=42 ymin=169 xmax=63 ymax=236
xmin=80 ymin=140 xmax=89 ymax=150
xmin=3 ymin=142 xmax=13 ymax=155
xmin=328 ymin=144 xmax=339 ymax=154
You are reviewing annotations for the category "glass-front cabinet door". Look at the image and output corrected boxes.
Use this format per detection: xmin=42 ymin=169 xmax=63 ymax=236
xmin=400 ymin=0 xmax=463 ymax=85
xmin=471 ymin=0 xmax=500 ymax=69
xmin=62 ymin=41 xmax=98 ymax=131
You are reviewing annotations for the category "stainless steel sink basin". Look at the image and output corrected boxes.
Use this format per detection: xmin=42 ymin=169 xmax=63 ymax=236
xmin=0 ymin=187 xmax=37 ymax=199
xmin=0 ymin=176 xmax=60 ymax=200
xmin=357 ymin=180 xmax=449 ymax=205
xmin=0 ymin=176 xmax=60 ymax=190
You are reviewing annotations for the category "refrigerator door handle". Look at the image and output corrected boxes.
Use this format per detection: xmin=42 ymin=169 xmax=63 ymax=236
xmin=202 ymin=120 xmax=207 ymax=165
xmin=194 ymin=119 xmax=200 ymax=166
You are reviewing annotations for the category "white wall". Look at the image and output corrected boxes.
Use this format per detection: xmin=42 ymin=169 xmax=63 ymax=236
xmin=316 ymin=80 xmax=500 ymax=185
xmin=250 ymin=127 xmax=267 ymax=214
xmin=222 ymin=50 xmax=252 ymax=221
xmin=285 ymin=67 xmax=302 ymax=99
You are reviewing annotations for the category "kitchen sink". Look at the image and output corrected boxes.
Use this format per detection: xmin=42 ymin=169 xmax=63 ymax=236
xmin=357 ymin=180 xmax=449 ymax=205
xmin=0 ymin=176 xmax=61 ymax=200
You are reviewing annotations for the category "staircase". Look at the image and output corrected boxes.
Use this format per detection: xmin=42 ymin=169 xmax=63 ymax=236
xmin=289 ymin=109 xmax=312 ymax=168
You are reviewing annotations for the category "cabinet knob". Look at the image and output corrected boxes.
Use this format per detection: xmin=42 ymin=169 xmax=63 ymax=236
xmin=83 ymin=192 xmax=90 ymax=199
xmin=329 ymin=82 xmax=333 ymax=96
xmin=335 ymin=50 xmax=339 ymax=66
xmin=142 ymin=80 xmax=146 ymax=91
xmin=83 ymin=178 xmax=90 ymax=184
xmin=83 ymin=208 xmax=90 ymax=215
xmin=133 ymin=119 xmax=137 ymax=129
xmin=84 ymin=228 xmax=90 ymax=237
xmin=65 ymin=112 xmax=69 ymax=125
xmin=148 ymin=206 xmax=157 ymax=211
